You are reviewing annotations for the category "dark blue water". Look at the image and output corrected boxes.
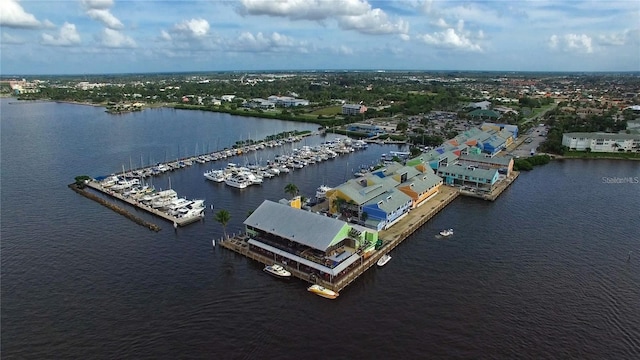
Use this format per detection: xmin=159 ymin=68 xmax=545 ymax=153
xmin=2 ymin=98 xmax=639 ymax=359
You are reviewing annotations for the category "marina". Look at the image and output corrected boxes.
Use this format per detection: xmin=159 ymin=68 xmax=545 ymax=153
xmin=77 ymin=135 xmax=372 ymax=227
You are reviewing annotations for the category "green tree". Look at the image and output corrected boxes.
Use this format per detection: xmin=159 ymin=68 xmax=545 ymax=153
xmin=284 ymin=183 xmax=299 ymax=198
xmin=214 ymin=210 xmax=231 ymax=238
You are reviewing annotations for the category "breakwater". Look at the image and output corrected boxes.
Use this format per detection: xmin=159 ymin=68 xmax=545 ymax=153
xmin=68 ymin=183 xmax=161 ymax=232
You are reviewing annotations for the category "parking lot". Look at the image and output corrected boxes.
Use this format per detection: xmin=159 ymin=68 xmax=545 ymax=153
xmin=509 ymin=125 xmax=548 ymax=158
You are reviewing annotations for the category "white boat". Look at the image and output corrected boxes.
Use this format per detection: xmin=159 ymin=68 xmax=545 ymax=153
xmin=204 ymin=169 xmax=225 ymax=182
xmin=315 ymin=185 xmax=332 ymax=200
xmin=263 ymin=264 xmax=292 ymax=279
xmin=225 ymin=172 xmax=252 ymax=189
xmin=149 ymin=189 xmax=178 ymax=208
xmin=111 ymin=178 xmax=140 ymax=192
xmin=177 ymin=206 xmax=205 ymax=219
xmin=439 ymin=228 xmax=454 ymax=237
xmin=307 ymin=284 xmax=339 ymax=299
xmin=377 ymin=254 xmax=392 ymax=267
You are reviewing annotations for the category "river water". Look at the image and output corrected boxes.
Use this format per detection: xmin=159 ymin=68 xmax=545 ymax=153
xmin=1 ymin=98 xmax=639 ymax=359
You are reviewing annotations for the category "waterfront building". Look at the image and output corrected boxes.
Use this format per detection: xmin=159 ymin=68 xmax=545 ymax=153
xmin=244 ymin=200 xmax=379 ymax=282
xmin=562 ymin=132 xmax=640 ymax=152
xmin=328 ymin=160 xmax=442 ymax=230
xmin=436 ymin=164 xmax=500 ymax=190
xmin=342 ymin=104 xmax=368 ymax=115
xmin=458 ymin=153 xmax=514 ymax=176
xmin=346 ymin=123 xmax=386 ymax=137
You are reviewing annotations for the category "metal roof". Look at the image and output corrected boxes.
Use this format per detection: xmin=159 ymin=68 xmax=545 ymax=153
xmin=244 ymin=200 xmax=348 ymax=251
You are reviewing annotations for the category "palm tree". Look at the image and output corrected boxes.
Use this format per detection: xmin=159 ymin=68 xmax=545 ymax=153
xmin=214 ymin=209 xmax=231 ymax=238
xmin=284 ymin=183 xmax=299 ymax=198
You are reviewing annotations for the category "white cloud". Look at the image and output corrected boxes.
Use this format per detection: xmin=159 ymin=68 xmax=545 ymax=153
xmin=232 ymin=31 xmax=301 ymax=52
xmin=239 ymin=0 xmax=407 ymax=35
xmin=598 ymin=29 xmax=640 ymax=46
xmin=81 ymin=0 xmax=114 ymax=10
xmin=433 ymin=18 xmax=449 ymax=29
xmin=41 ymin=22 xmax=81 ymax=46
xmin=549 ymin=33 xmax=593 ymax=53
xmin=160 ymin=30 xmax=172 ymax=41
xmin=82 ymin=0 xmax=123 ymax=30
xmin=418 ymin=20 xmax=482 ymax=52
xmin=86 ymin=9 xmax=124 ymax=30
xmin=172 ymin=18 xmax=210 ymax=39
xmin=98 ymin=28 xmax=136 ymax=48
xmin=0 ymin=0 xmax=41 ymax=28
xmin=338 ymin=8 xmax=409 ymax=35
xmin=238 ymin=0 xmax=370 ymax=20
xmin=1 ymin=32 xmax=25 ymax=44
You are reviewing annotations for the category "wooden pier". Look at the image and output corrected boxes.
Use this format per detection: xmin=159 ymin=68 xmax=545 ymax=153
xmin=218 ymin=186 xmax=461 ymax=293
xmin=83 ymin=181 xmax=203 ymax=227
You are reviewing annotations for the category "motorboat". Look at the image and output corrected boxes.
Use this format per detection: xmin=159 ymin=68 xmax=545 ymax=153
xmin=377 ymin=254 xmax=392 ymax=267
xmin=307 ymin=284 xmax=339 ymax=299
xmin=263 ymin=264 xmax=292 ymax=279
xmin=225 ymin=172 xmax=252 ymax=189
xmin=315 ymin=185 xmax=332 ymax=200
xmin=440 ymin=228 xmax=454 ymax=237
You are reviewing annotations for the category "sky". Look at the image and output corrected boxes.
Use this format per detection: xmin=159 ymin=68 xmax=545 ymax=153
xmin=1 ymin=0 xmax=639 ymax=75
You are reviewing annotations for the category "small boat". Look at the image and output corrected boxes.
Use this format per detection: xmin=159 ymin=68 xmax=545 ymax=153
xmin=315 ymin=184 xmax=332 ymax=200
xmin=307 ymin=284 xmax=339 ymax=299
xmin=440 ymin=228 xmax=454 ymax=237
xmin=377 ymin=254 xmax=392 ymax=267
xmin=263 ymin=264 xmax=292 ymax=279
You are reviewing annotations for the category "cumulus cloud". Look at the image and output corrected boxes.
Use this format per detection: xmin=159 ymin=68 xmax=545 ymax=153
xmin=238 ymin=0 xmax=408 ymax=36
xmin=338 ymin=8 xmax=409 ymax=35
xmin=82 ymin=0 xmax=123 ymax=30
xmin=41 ymin=22 xmax=81 ymax=46
xmin=0 ymin=0 xmax=41 ymax=28
xmin=418 ymin=20 xmax=482 ymax=52
xmin=98 ymin=28 xmax=136 ymax=48
xmin=86 ymin=9 xmax=124 ymax=30
xmin=549 ymin=33 xmax=593 ymax=53
xmin=172 ymin=18 xmax=210 ymax=39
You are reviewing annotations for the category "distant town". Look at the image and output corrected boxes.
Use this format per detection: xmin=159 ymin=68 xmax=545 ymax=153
xmin=2 ymin=71 xmax=639 ymax=164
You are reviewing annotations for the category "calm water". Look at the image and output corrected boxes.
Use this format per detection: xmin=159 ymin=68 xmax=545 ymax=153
xmin=1 ymin=98 xmax=639 ymax=359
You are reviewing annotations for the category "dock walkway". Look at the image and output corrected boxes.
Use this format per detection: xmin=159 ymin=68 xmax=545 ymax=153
xmin=84 ymin=181 xmax=202 ymax=227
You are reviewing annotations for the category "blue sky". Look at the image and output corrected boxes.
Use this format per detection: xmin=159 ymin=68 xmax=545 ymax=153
xmin=1 ymin=0 xmax=638 ymax=75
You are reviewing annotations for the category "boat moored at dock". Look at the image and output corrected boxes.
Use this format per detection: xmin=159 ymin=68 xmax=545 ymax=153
xmin=307 ymin=284 xmax=339 ymax=299
xmin=263 ymin=264 xmax=292 ymax=279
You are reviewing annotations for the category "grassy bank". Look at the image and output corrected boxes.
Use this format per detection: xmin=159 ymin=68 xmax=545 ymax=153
xmin=559 ymin=151 xmax=640 ymax=160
